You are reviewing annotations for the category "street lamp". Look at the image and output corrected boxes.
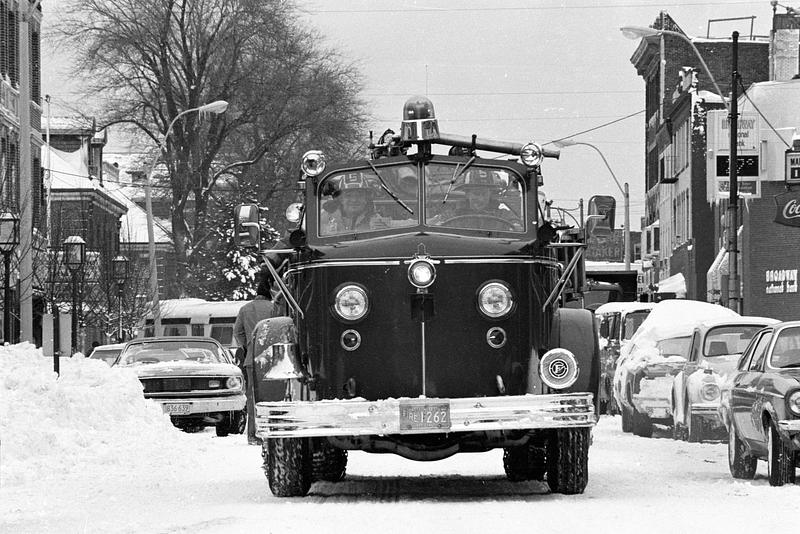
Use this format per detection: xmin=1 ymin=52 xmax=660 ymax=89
xmin=0 ymin=211 xmax=20 ymax=344
xmin=145 ymin=100 xmax=229 ymax=334
xmin=111 ymin=254 xmax=129 ymax=342
xmin=63 ymin=235 xmax=86 ymax=357
xmin=554 ymin=140 xmax=631 ymax=271
xmin=621 ymin=26 xmax=741 ymax=312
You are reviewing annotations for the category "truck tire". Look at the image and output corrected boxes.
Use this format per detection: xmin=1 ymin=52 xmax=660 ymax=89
xmin=503 ymin=435 xmax=547 ymax=482
xmin=546 ymin=427 xmax=590 ymax=494
xmin=767 ymin=422 xmax=796 ymax=487
xmin=266 ymin=437 xmax=312 ymax=497
xmin=312 ymin=438 xmax=348 ymax=482
xmin=632 ymin=409 xmax=653 ymax=438
xmin=728 ymin=424 xmax=756 ymax=479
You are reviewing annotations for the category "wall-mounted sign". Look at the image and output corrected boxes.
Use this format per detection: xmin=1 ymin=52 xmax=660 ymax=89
xmin=765 ymin=269 xmax=798 ymax=294
xmin=716 ymin=155 xmax=760 ymax=177
xmin=713 ymin=113 xmax=760 ymax=153
xmin=774 ymin=191 xmax=800 ymax=227
xmin=716 ymin=177 xmax=759 ymax=198
xmin=786 ymin=150 xmax=800 ymax=184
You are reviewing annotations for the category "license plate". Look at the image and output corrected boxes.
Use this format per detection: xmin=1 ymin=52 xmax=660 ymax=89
xmin=399 ymin=400 xmax=451 ymax=431
xmin=163 ymin=403 xmax=191 ymax=415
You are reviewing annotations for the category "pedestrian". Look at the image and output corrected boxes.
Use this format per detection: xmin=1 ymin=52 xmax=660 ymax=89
xmin=234 ymin=270 xmax=276 ymax=445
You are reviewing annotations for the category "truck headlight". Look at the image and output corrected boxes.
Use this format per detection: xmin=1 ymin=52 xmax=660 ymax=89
xmin=333 ymin=284 xmax=369 ymax=321
xmin=477 ymin=281 xmax=514 ymax=319
xmin=700 ymin=382 xmax=720 ymax=402
xmin=539 ymin=348 xmax=579 ymax=390
xmin=408 ymin=260 xmax=436 ymax=288
xmin=226 ymin=376 xmax=243 ymax=390
xmin=787 ymin=390 xmax=800 ymax=416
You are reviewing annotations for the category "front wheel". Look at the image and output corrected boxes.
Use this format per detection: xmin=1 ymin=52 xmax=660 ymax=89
xmin=767 ymin=423 xmax=796 ymax=487
xmin=546 ymin=427 xmax=590 ymax=494
xmin=266 ymin=437 xmax=313 ymax=497
xmin=728 ymin=423 xmax=756 ymax=479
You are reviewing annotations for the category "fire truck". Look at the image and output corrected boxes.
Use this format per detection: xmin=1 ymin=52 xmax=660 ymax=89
xmin=236 ymin=96 xmax=600 ymax=497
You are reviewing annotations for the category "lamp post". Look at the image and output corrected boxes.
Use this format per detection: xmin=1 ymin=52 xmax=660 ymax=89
xmin=63 ymin=235 xmax=86 ymax=358
xmin=0 ymin=211 xmax=20 ymax=344
xmin=145 ymin=100 xmax=229 ymax=334
xmin=111 ymin=254 xmax=130 ymax=342
xmin=555 ymin=140 xmax=631 ymax=271
xmin=621 ymin=26 xmax=740 ymax=311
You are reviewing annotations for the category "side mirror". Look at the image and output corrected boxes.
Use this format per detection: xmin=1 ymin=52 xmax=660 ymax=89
xmin=233 ymin=204 xmax=260 ymax=249
xmin=586 ymin=195 xmax=616 ymax=236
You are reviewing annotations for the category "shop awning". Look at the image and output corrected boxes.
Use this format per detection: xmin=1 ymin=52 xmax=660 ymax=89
xmin=657 ymin=272 xmax=687 ymax=298
xmin=707 ymin=247 xmax=729 ymax=301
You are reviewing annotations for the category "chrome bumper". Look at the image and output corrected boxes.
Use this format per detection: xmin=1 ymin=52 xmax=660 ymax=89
xmin=690 ymin=402 xmax=722 ymax=417
xmin=150 ymin=394 xmax=246 ymax=416
xmin=778 ymin=419 xmax=800 ymax=435
xmin=256 ymin=393 xmax=595 ymax=438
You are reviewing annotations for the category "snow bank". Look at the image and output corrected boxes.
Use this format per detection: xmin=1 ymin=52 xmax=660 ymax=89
xmin=0 ymin=343 xmax=201 ymax=486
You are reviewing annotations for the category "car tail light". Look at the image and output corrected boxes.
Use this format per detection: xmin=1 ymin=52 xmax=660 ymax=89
xmin=477 ymin=281 xmax=514 ymax=319
xmin=539 ymin=348 xmax=579 ymax=390
xmin=787 ymin=390 xmax=800 ymax=416
xmin=333 ymin=284 xmax=369 ymax=321
xmin=700 ymin=383 xmax=720 ymax=402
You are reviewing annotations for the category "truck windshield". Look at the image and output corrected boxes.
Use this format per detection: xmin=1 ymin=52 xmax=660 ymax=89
xmin=317 ymin=162 xmax=525 ymax=237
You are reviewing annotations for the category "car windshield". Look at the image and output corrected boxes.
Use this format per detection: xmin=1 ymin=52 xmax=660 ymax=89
xmin=89 ymin=348 xmax=120 ymax=365
xmin=770 ymin=326 xmax=800 ymax=368
xmin=703 ymin=325 xmax=764 ymax=357
xmin=118 ymin=340 xmax=225 ymax=365
xmin=317 ymin=162 xmax=525 ymax=237
xmin=622 ymin=310 xmax=651 ymax=341
xmin=656 ymin=336 xmax=691 ymax=358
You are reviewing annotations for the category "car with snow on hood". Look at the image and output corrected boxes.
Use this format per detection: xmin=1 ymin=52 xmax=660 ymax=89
xmin=235 ymin=96 xmax=602 ymax=497
xmin=116 ymin=336 xmax=246 ymax=436
xmin=670 ymin=316 xmax=778 ymax=442
xmin=613 ymin=300 xmax=739 ymax=437
xmin=726 ymin=320 xmax=800 ymax=486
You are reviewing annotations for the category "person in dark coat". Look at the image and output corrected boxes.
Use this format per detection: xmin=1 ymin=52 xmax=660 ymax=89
xmin=234 ymin=271 xmax=276 ymax=445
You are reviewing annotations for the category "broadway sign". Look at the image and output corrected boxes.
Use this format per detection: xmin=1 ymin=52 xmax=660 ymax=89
xmin=774 ymin=190 xmax=800 ymax=227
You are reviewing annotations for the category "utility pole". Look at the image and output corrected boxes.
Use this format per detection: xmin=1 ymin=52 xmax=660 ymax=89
xmin=728 ymin=31 xmax=741 ymax=314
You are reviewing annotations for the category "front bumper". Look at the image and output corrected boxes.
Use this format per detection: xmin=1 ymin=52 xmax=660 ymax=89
xmin=690 ymin=402 xmax=723 ymax=418
xmin=632 ymin=395 xmax=671 ymax=420
xmin=149 ymin=394 xmax=246 ymax=416
xmin=256 ymin=393 xmax=595 ymax=439
xmin=778 ymin=419 xmax=800 ymax=435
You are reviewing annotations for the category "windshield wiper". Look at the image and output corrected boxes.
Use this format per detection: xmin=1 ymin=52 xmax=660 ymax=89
xmin=442 ymin=156 xmax=476 ymax=205
xmin=779 ymin=362 xmax=800 ymax=368
xmin=366 ymin=160 xmax=414 ymax=215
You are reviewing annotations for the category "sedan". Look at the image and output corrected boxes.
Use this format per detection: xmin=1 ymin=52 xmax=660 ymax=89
xmin=87 ymin=343 xmax=125 ymax=366
xmin=726 ymin=321 xmax=800 ymax=486
xmin=116 ymin=336 xmax=246 ymax=436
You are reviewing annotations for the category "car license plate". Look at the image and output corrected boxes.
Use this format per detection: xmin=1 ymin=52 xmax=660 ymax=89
xmin=163 ymin=403 xmax=191 ymax=415
xmin=399 ymin=400 xmax=451 ymax=431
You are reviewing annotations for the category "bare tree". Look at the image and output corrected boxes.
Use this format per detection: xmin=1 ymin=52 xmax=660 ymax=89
xmin=58 ymin=0 xmax=366 ymax=296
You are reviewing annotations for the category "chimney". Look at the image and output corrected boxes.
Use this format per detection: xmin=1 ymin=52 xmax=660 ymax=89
xmin=770 ymin=14 xmax=800 ymax=81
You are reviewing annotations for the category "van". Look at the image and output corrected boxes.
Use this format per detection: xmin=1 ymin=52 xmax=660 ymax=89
xmin=140 ymin=299 xmax=247 ymax=350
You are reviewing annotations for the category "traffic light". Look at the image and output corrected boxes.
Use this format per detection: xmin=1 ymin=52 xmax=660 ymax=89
xmin=234 ymin=204 xmax=260 ymax=249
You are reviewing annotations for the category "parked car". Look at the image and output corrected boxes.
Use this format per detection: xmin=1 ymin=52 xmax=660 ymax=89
xmin=613 ymin=300 xmax=739 ymax=437
xmin=116 ymin=336 xmax=246 ymax=436
xmin=725 ymin=321 xmax=800 ymax=486
xmin=87 ymin=343 xmax=125 ymax=366
xmin=595 ymin=301 xmax=655 ymax=414
xmin=670 ymin=316 xmax=778 ymax=442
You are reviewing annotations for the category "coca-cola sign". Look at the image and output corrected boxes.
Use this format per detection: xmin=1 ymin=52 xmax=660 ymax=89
xmin=774 ymin=191 xmax=800 ymax=227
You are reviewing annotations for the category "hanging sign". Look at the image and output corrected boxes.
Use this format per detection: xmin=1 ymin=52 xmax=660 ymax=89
xmin=786 ymin=150 xmax=800 ymax=184
xmin=774 ymin=190 xmax=800 ymax=227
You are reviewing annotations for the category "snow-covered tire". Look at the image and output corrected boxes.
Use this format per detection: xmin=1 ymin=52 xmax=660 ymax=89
xmin=767 ymin=423 xmax=796 ymax=487
xmin=215 ymin=414 xmax=231 ymax=437
xmin=687 ymin=413 xmax=703 ymax=443
xmin=728 ymin=423 xmax=756 ymax=479
xmin=621 ymin=406 xmax=633 ymax=433
xmin=632 ymin=410 xmax=653 ymax=438
xmin=503 ymin=435 xmax=547 ymax=482
xmin=266 ymin=437 xmax=312 ymax=497
xmin=312 ymin=438 xmax=348 ymax=482
xmin=546 ymin=427 xmax=590 ymax=494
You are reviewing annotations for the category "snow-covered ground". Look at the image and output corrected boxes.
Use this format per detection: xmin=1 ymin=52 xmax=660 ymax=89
xmin=2 ymin=343 xmax=799 ymax=534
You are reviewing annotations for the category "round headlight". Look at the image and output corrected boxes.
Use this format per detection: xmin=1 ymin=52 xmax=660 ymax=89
xmin=408 ymin=260 xmax=436 ymax=288
xmin=285 ymin=202 xmax=304 ymax=223
xmin=477 ymin=281 xmax=514 ymax=319
xmin=333 ymin=284 xmax=369 ymax=321
xmin=520 ymin=142 xmax=544 ymax=167
xmin=300 ymin=150 xmax=326 ymax=176
xmin=226 ymin=376 xmax=243 ymax=390
xmin=700 ymin=382 xmax=720 ymax=402
xmin=539 ymin=348 xmax=579 ymax=390
xmin=787 ymin=390 xmax=800 ymax=416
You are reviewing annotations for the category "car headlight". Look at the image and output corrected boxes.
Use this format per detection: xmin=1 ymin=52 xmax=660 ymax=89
xmin=787 ymin=390 xmax=800 ymax=416
xmin=333 ymin=284 xmax=369 ymax=321
xmin=539 ymin=348 xmax=579 ymax=390
xmin=226 ymin=376 xmax=243 ymax=390
xmin=700 ymin=382 xmax=720 ymax=402
xmin=477 ymin=281 xmax=514 ymax=319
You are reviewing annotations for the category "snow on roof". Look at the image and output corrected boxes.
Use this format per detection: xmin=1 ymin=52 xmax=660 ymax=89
xmin=103 ymin=181 xmax=171 ymax=244
xmin=0 ymin=342 xmax=199 ymax=487
xmin=594 ymin=301 xmax=656 ymax=315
